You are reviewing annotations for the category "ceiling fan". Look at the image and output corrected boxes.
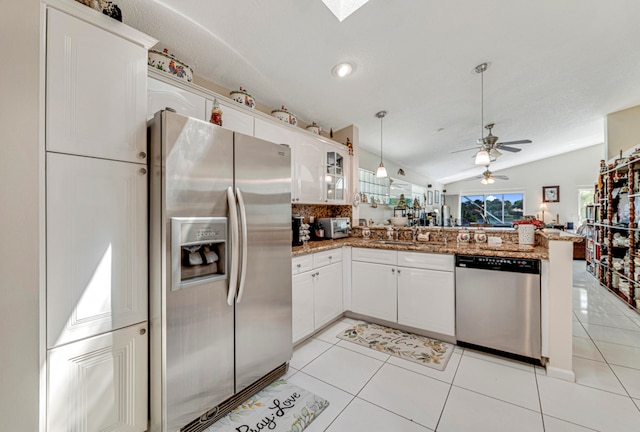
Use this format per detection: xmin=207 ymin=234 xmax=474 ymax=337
xmin=470 ymin=166 xmax=509 ymax=184
xmin=451 ymin=63 xmax=532 ymax=164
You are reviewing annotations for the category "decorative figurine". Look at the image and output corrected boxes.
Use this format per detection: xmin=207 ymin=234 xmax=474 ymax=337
xmin=330 ymin=128 xmax=334 ymax=138
xmin=397 ymin=194 xmax=407 ymax=209
xmin=346 ymin=137 xmax=353 ymax=155
xmin=209 ymin=98 xmax=223 ymax=126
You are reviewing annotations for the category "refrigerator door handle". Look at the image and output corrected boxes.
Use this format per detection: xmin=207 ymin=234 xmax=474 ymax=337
xmin=226 ymin=186 xmax=240 ymax=306
xmin=236 ymin=187 xmax=249 ymax=303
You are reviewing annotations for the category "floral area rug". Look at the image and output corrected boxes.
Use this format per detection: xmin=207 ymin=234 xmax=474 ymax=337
xmin=205 ymin=379 xmax=328 ymax=432
xmin=337 ymin=322 xmax=454 ymax=371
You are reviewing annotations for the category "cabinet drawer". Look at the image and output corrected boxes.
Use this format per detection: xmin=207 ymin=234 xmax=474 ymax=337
xmin=292 ymin=255 xmax=314 ymax=274
xmin=313 ymin=248 xmax=343 ymax=268
xmin=352 ymin=247 xmax=397 ymax=265
xmin=397 ymin=251 xmax=454 ymax=272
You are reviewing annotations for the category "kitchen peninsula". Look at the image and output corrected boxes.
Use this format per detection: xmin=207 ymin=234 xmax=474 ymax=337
xmin=292 ymin=227 xmax=582 ymax=382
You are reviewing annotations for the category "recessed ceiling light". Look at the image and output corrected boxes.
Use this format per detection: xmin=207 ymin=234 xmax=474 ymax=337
xmin=332 ymin=62 xmax=353 ymax=78
xmin=322 ymin=0 xmax=370 ymax=22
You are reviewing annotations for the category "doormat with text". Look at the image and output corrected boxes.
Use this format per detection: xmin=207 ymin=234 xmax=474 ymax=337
xmin=337 ymin=322 xmax=454 ymax=371
xmin=205 ymin=379 xmax=329 ymax=432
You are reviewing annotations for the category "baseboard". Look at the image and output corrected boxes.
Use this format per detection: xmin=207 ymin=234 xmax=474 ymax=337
xmin=545 ymin=365 xmax=576 ymax=382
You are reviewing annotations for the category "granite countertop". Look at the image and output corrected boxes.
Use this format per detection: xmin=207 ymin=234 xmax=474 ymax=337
xmin=292 ymin=237 xmax=550 ymax=260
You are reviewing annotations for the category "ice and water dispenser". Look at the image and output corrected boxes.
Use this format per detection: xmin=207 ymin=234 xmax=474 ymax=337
xmin=171 ymin=217 xmax=227 ymax=291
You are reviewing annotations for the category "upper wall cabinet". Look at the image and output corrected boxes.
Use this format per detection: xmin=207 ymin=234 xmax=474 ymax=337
xmin=148 ymin=77 xmax=206 ymax=121
xmin=293 ymin=134 xmax=325 ymax=203
xmin=46 ymin=8 xmax=153 ymax=163
xmin=325 ymin=145 xmax=349 ymax=203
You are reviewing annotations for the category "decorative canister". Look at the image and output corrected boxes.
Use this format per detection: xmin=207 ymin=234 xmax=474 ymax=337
xmin=148 ymin=48 xmax=193 ymax=82
xmin=229 ymin=87 xmax=255 ymax=109
xmin=362 ymin=228 xmax=371 ymax=239
xmin=306 ymin=122 xmax=321 ymax=135
xmin=457 ymin=230 xmax=470 ymax=243
xmin=271 ymin=105 xmax=298 ymax=126
xmin=474 ymin=230 xmax=487 ymax=243
xmin=518 ymin=224 xmax=535 ymax=245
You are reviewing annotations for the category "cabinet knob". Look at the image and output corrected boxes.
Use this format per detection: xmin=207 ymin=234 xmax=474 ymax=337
xmin=139 ymin=168 xmax=147 ymax=175
xmin=296 ymin=263 xmax=301 ymax=268
xmin=139 ymin=328 xmax=146 ymax=335
xmin=138 ymin=151 xmax=147 ymax=159
xmin=296 ymin=198 xmax=300 ymax=202
xmin=397 ymin=269 xmax=401 ymax=274
xmin=328 ymin=256 xmax=332 ymax=260
xmin=392 ymin=268 xmax=396 ymax=273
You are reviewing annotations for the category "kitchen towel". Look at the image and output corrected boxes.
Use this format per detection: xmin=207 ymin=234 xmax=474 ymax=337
xmin=337 ymin=322 xmax=454 ymax=371
xmin=205 ymin=379 xmax=329 ymax=432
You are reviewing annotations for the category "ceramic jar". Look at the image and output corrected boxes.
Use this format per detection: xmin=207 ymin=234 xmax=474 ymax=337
xmin=306 ymin=122 xmax=321 ymax=135
xmin=148 ymin=48 xmax=194 ymax=82
xmin=271 ymin=105 xmax=298 ymax=126
xmin=229 ymin=87 xmax=256 ymax=108
xmin=457 ymin=230 xmax=470 ymax=243
xmin=474 ymin=230 xmax=487 ymax=243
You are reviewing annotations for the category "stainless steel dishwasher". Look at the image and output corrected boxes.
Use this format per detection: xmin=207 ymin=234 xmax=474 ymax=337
xmin=455 ymin=255 xmax=541 ymax=361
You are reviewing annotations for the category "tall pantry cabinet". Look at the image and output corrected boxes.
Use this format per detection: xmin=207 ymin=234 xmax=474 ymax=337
xmin=43 ymin=1 xmax=156 ymax=431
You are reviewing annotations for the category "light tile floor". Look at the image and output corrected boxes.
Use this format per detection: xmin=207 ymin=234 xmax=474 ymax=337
xmin=286 ymin=261 xmax=640 ymax=431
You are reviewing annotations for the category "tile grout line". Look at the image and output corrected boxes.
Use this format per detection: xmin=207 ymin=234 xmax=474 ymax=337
xmin=533 ymin=366 xmax=546 ymax=431
xmin=433 ymin=346 xmax=465 ymax=431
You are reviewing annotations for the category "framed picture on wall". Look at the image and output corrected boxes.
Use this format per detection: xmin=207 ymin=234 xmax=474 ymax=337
xmin=543 ymin=185 xmax=560 ymax=203
xmin=427 ymin=190 xmax=433 ymax=205
xmin=434 ymin=190 xmax=440 ymax=204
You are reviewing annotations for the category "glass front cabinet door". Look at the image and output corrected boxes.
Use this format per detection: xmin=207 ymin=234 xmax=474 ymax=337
xmin=325 ymin=147 xmax=348 ymax=203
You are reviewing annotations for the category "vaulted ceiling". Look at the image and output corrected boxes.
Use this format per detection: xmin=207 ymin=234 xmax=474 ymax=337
xmin=117 ymin=0 xmax=640 ymax=183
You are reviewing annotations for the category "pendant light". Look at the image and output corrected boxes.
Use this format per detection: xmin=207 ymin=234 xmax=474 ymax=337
xmin=474 ymin=63 xmax=490 ymax=165
xmin=375 ymin=111 xmax=388 ymax=178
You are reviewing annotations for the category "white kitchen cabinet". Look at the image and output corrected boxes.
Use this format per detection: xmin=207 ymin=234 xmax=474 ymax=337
xmin=47 ymin=322 xmax=148 ymax=432
xmin=351 ymin=261 xmax=398 ymax=322
xmin=325 ymin=144 xmax=350 ymax=204
xmin=206 ymin=99 xmax=255 ymax=135
xmin=148 ymin=77 xmax=207 ymax=121
xmin=294 ymin=134 xmax=325 ymax=203
xmin=314 ymin=262 xmax=344 ymax=328
xmin=292 ymin=250 xmax=344 ymax=344
xmin=46 ymin=153 xmax=148 ymax=348
xmin=292 ymin=271 xmax=315 ymax=343
xmin=397 ymin=267 xmax=455 ymax=336
xmin=46 ymin=8 xmax=151 ymax=163
xmin=351 ymin=248 xmax=455 ymax=336
xmin=254 ymin=117 xmax=296 ymax=145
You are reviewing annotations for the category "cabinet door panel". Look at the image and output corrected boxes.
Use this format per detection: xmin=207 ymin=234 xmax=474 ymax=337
xmin=351 ymin=262 xmax=397 ymax=322
xmin=397 ymin=267 xmax=455 ymax=336
xmin=314 ymin=262 xmax=343 ymax=329
xmin=295 ymin=135 xmax=325 ymax=203
xmin=292 ymin=272 xmax=315 ymax=344
xmin=205 ymin=99 xmax=254 ymax=135
xmin=47 ymin=153 xmax=147 ymax=348
xmin=47 ymin=323 xmax=148 ymax=432
xmin=148 ymin=77 xmax=206 ymax=121
xmin=46 ymin=9 xmax=147 ymax=163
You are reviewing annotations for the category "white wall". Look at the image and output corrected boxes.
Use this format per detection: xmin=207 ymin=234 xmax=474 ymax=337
xmin=357 ymin=148 xmax=444 ymax=225
xmin=444 ymin=144 xmax=604 ymax=226
xmin=0 ymin=2 xmax=42 ymax=431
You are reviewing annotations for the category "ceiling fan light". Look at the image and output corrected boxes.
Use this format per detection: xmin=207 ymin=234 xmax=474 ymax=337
xmin=480 ymin=177 xmax=488 ymax=185
xmin=475 ymin=149 xmax=491 ymax=165
xmin=376 ymin=162 xmax=388 ymax=178
xmin=487 ymin=177 xmax=495 ymax=184
xmin=489 ymin=147 xmax=502 ymax=159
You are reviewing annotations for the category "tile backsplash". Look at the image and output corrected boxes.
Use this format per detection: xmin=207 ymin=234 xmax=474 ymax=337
xmin=292 ymin=204 xmax=352 ymax=222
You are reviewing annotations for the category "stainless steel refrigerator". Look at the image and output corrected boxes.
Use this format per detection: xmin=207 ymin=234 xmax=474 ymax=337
xmin=148 ymin=111 xmax=292 ymax=432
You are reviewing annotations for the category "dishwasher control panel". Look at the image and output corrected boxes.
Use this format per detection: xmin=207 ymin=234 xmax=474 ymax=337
xmin=456 ymin=254 xmax=540 ymax=274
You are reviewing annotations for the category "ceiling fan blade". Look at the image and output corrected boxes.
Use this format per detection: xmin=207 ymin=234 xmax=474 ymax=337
xmin=498 ymin=139 xmax=532 ymax=146
xmin=494 ymin=175 xmax=509 ymax=180
xmin=498 ymin=145 xmax=522 ymax=153
xmin=450 ymin=146 xmax=479 ymax=154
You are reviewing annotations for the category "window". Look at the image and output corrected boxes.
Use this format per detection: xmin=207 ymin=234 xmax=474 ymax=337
xmin=578 ymin=188 xmax=594 ymax=226
xmin=460 ymin=193 xmax=524 ymax=226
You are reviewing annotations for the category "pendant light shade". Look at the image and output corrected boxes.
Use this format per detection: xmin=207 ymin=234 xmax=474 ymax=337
xmin=375 ymin=111 xmax=388 ymax=178
xmin=475 ymin=148 xmax=491 ymax=165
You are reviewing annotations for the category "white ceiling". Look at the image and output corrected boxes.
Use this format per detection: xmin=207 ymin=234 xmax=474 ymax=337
xmin=117 ymin=0 xmax=640 ymax=183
